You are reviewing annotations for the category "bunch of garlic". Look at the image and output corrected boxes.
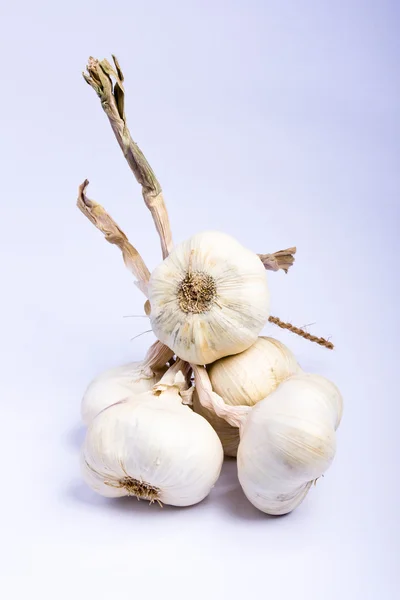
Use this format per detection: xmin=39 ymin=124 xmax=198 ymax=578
xmin=193 ymin=336 xmax=301 ymax=456
xmin=194 ymin=366 xmax=343 ymax=515
xmin=77 ymin=54 xmax=342 ymax=517
xmin=82 ymin=361 xmax=224 ymax=507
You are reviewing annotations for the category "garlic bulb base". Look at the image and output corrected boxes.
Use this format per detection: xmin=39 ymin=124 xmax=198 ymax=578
xmin=119 ymin=477 xmax=161 ymax=505
xmin=177 ymin=270 xmax=217 ymax=313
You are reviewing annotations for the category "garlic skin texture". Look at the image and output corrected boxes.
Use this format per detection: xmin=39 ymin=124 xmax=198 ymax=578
xmin=81 ymin=389 xmax=224 ymax=507
xmin=237 ymin=373 xmax=343 ymax=515
xmin=148 ymin=231 xmax=270 ymax=365
xmin=81 ymin=362 xmax=166 ymax=425
xmin=193 ymin=337 xmax=301 ymax=456
xmin=209 ymin=336 xmax=301 ymax=406
xmin=192 ymin=389 xmax=240 ymax=457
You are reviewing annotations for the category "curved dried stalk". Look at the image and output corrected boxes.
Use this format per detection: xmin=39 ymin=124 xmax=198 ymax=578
xmin=140 ymin=341 xmax=174 ymax=377
xmin=83 ymin=55 xmax=173 ymax=259
xmin=77 ymin=181 xmax=174 ymax=371
xmin=192 ymin=365 xmax=250 ymax=429
xmin=258 ymin=247 xmax=296 ymax=273
xmin=77 ymin=180 xmax=151 ymax=293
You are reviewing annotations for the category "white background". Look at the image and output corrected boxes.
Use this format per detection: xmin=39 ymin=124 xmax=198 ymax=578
xmin=0 ymin=1 xmax=398 ymax=598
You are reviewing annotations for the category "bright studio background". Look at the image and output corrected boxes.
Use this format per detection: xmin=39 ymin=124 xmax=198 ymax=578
xmin=0 ymin=1 xmax=398 ymax=598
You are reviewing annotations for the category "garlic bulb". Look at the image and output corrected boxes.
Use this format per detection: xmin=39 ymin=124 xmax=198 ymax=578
xmin=193 ymin=337 xmax=301 ymax=456
xmin=82 ymin=364 xmax=224 ymax=507
xmin=148 ymin=231 xmax=270 ymax=364
xmin=237 ymin=373 xmax=343 ymax=515
xmin=193 ymin=366 xmax=342 ymax=515
xmin=81 ymin=341 xmax=171 ymax=424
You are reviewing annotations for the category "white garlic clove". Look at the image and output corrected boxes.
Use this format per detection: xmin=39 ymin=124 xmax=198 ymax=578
xmin=209 ymin=336 xmax=302 ymax=407
xmin=148 ymin=231 xmax=270 ymax=365
xmin=81 ymin=392 xmax=224 ymax=507
xmin=81 ymin=362 xmax=166 ymax=425
xmin=291 ymin=372 xmax=343 ymax=429
xmin=237 ymin=373 xmax=341 ymax=515
xmin=193 ymin=336 xmax=301 ymax=456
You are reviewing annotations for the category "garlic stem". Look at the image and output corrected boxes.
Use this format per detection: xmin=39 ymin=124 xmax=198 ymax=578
xmin=157 ymin=358 xmax=192 ymax=386
xmin=77 ymin=179 xmax=151 ymax=292
xmin=139 ymin=341 xmax=174 ymax=377
xmin=258 ymin=247 xmax=296 ymax=273
xmin=192 ymin=365 xmax=250 ymax=430
xmin=83 ymin=55 xmax=173 ymax=259
xmin=154 ymin=360 xmax=194 ymax=407
xmin=268 ymin=316 xmax=334 ymax=350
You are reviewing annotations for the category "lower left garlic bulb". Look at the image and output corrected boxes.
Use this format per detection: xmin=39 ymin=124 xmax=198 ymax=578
xmin=81 ymin=364 xmax=224 ymax=507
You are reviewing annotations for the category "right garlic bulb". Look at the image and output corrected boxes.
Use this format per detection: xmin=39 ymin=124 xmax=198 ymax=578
xmin=237 ymin=373 xmax=343 ymax=515
xmin=82 ymin=364 xmax=224 ymax=507
xmin=193 ymin=337 xmax=301 ymax=456
xmin=193 ymin=366 xmax=343 ymax=515
xmin=148 ymin=231 xmax=270 ymax=365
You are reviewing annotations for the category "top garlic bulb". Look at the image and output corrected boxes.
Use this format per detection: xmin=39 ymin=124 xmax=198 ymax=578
xmin=148 ymin=231 xmax=270 ymax=364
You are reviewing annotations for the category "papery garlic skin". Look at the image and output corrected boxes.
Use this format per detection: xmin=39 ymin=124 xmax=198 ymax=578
xmin=81 ymin=363 xmax=166 ymax=425
xmin=148 ymin=231 xmax=270 ymax=365
xmin=193 ymin=337 xmax=301 ymax=456
xmin=237 ymin=373 xmax=342 ymax=515
xmin=192 ymin=389 xmax=240 ymax=457
xmin=82 ymin=390 xmax=224 ymax=507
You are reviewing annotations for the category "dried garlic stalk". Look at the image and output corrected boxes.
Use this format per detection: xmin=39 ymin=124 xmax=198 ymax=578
xmin=258 ymin=247 xmax=296 ymax=273
xmin=83 ymin=56 xmax=173 ymax=259
xmin=77 ymin=179 xmax=150 ymax=294
xmin=77 ymin=179 xmax=173 ymax=368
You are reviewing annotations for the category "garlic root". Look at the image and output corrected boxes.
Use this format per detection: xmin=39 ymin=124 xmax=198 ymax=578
xmin=149 ymin=231 xmax=270 ymax=364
